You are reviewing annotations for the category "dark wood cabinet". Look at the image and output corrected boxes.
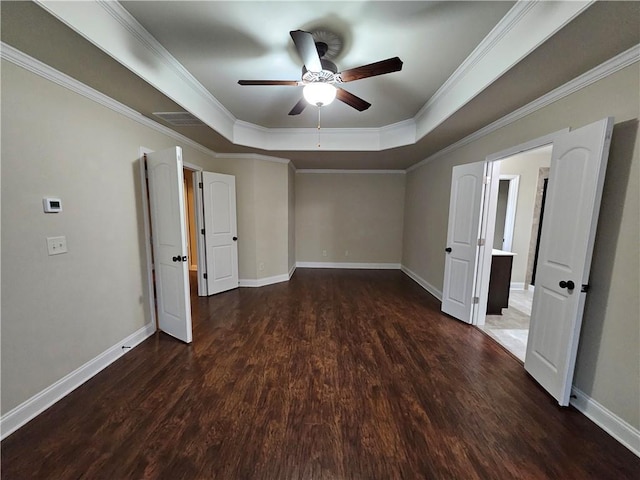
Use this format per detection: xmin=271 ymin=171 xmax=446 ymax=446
xmin=487 ymin=251 xmax=514 ymax=315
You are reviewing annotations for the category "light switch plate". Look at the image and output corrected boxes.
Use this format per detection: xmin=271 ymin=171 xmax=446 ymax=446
xmin=47 ymin=236 xmax=67 ymax=255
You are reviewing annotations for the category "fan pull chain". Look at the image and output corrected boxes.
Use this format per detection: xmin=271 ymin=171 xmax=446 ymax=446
xmin=317 ymin=107 xmax=321 ymax=148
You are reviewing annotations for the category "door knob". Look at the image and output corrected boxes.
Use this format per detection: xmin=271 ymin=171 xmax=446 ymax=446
xmin=559 ymin=280 xmax=575 ymax=290
xmin=445 ymin=247 xmax=452 ymax=253
xmin=172 ymin=256 xmax=180 ymax=262
xmin=233 ymin=236 xmax=238 ymax=241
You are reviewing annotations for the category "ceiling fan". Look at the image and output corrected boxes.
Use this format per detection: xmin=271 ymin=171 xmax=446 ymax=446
xmin=238 ymin=30 xmax=403 ymax=115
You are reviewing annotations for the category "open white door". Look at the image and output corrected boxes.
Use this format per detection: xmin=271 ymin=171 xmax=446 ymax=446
xmin=525 ymin=117 xmax=613 ymax=406
xmin=147 ymin=147 xmax=193 ymax=343
xmin=200 ymin=172 xmax=239 ymax=295
xmin=442 ymin=161 xmax=498 ymax=323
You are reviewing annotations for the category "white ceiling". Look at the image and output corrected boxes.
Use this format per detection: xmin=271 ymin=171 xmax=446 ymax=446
xmin=1 ymin=1 xmax=639 ymax=169
xmin=120 ymin=1 xmax=514 ymax=129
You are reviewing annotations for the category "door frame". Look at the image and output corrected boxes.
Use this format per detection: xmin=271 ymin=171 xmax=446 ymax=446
xmin=472 ymin=129 xmax=568 ymax=327
xmin=498 ymin=174 xmax=520 ymax=252
xmin=139 ymin=146 xmax=204 ymax=328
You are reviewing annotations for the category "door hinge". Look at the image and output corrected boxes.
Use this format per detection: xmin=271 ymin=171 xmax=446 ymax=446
xmin=198 ymin=182 xmax=203 ymax=189
xmin=477 ymin=238 xmax=485 ymax=247
xmin=472 ymin=296 xmax=479 ymax=304
xmin=203 ymin=273 xmax=208 ymax=279
xmin=201 ymin=228 xmax=205 ymax=235
xmin=484 ymin=176 xmax=491 ymax=185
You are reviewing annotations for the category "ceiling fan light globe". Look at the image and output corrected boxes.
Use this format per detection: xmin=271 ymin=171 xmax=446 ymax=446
xmin=303 ymin=83 xmax=336 ymax=107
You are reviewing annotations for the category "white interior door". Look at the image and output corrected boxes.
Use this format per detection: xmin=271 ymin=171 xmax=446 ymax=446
xmin=525 ymin=117 xmax=613 ymax=406
xmin=442 ymin=162 xmax=493 ymax=323
xmin=147 ymin=147 xmax=193 ymax=343
xmin=201 ymin=172 xmax=239 ymax=295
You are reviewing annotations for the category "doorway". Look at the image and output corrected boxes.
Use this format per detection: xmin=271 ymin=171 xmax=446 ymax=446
xmin=477 ymin=146 xmax=552 ymax=361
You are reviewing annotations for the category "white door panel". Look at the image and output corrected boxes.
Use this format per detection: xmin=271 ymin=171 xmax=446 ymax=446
xmin=147 ymin=147 xmax=193 ymax=343
xmin=525 ymin=117 xmax=613 ymax=405
xmin=442 ymin=162 xmax=492 ymax=323
xmin=201 ymin=172 xmax=239 ymax=295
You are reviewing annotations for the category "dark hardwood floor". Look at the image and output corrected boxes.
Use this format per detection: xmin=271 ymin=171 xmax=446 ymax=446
xmin=2 ymin=269 xmax=638 ymax=479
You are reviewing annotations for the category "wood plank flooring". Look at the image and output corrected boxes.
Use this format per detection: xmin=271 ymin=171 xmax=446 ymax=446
xmin=2 ymin=269 xmax=638 ymax=479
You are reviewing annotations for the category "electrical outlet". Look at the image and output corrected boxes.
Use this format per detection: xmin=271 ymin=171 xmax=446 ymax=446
xmin=345 ymin=250 xmax=349 ymax=257
xmin=47 ymin=236 xmax=67 ymax=255
xmin=322 ymin=250 xmax=327 ymax=257
xmin=259 ymin=262 xmax=265 ymax=271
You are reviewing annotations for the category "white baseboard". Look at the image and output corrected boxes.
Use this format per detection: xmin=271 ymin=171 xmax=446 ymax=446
xmin=296 ymin=262 xmax=401 ymax=270
xmin=571 ymin=386 xmax=640 ymax=457
xmin=288 ymin=263 xmax=296 ymax=278
xmin=239 ymin=273 xmax=290 ymax=288
xmin=0 ymin=322 xmax=156 ymax=440
xmin=510 ymin=282 xmax=526 ymax=290
xmin=400 ymin=265 xmax=443 ymax=301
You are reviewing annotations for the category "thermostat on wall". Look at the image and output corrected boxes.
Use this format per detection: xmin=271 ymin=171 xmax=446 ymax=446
xmin=43 ymin=197 xmax=62 ymax=213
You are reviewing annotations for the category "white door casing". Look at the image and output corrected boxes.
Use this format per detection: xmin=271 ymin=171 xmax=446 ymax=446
xmin=442 ymin=161 xmax=498 ymax=323
xmin=201 ymin=172 xmax=239 ymax=295
xmin=146 ymin=147 xmax=193 ymax=343
xmin=525 ymin=117 xmax=614 ymax=406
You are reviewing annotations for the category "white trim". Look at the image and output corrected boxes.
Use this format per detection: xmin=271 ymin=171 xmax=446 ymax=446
xmin=486 ymin=130 xmax=566 ymax=163
xmin=400 ymin=265 xmax=443 ymax=301
xmin=296 ymin=169 xmax=406 ymax=175
xmin=510 ymin=282 xmax=526 ymax=291
xmin=288 ymin=263 xmax=297 ymax=279
xmin=182 ymin=161 xmax=203 ymax=172
xmin=3 ymin=39 xmax=637 ymax=167
xmin=297 ymin=262 xmax=400 ymax=270
xmin=214 ymin=152 xmax=291 ymax=165
xmin=35 ymin=0 xmax=236 ymax=139
xmin=407 ymin=44 xmax=640 ymax=173
xmin=239 ymin=274 xmax=290 ymax=288
xmin=571 ymin=387 xmax=640 ymax=458
xmin=138 ymin=148 xmax=158 ymax=331
xmin=193 ymin=171 xmax=208 ymax=297
xmin=30 ymin=1 xmax=597 ymax=153
xmin=471 ymin=161 xmax=502 ymax=327
xmin=413 ymin=0 xmax=593 ymax=140
xmin=0 ymin=42 xmax=216 ymax=158
xmin=0 ymin=43 xmax=290 ymax=167
xmin=500 ymin=174 xmax=520 ymax=252
xmin=0 ymin=322 xmax=156 ymax=440
xmin=415 ymin=1 xmax=536 ymax=122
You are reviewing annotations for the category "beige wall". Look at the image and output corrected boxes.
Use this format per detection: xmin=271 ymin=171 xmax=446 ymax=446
xmin=254 ymin=161 xmax=289 ymax=279
xmin=295 ymin=172 xmax=405 ymax=264
xmin=1 ymin=59 xmax=293 ymax=414
xmin=1 ymin=60 xmax=214 ymax=413
xmin=288 ymin=165 xmax=296 ymax=272
xmin=498 ymin=150 xmax=552 ymax=284
xmin=402 ymin=63 xmax=640 ymax=428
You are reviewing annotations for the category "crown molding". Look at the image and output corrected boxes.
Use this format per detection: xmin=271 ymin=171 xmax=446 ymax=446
xmin=215 ymin=152 xmax=291 ymax=165
xmin=1 ymin=41 xmax=287 ymax=168
xmin=32 ymin=0 xmax=596 ymax=153
xmin=296 ymin=169 xmax=405 ymax=174
xmin=35 ymin=0 xmax=237 ymax=139
xmin=414 ymin=0 xmax=594 ymax=140
xmin=0 ymin=42 xmax=219 ymax=158
xmin=406 ymin=43 xmax=640 ymax=173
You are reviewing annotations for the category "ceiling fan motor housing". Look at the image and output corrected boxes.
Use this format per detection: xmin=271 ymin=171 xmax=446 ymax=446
xmin=302 ymin=59 xmax=339 ymax=84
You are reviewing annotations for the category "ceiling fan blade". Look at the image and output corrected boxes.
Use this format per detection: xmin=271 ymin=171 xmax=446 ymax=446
xmin=288 ymin=98 xmax=307 ymax=116
xmin=238 ymin=80 xmax=300 ymax=86
xmin=290 ymin=30 xmax=322 ymax=73
xmin=339 ymin=57 xmax=403 ymax=82
xmin=336 ymin=88 xmax=371 ymax=112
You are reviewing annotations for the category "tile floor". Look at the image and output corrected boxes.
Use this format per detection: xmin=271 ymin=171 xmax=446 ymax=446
xmin=479 ymin=289 xmax=534 ymax=361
